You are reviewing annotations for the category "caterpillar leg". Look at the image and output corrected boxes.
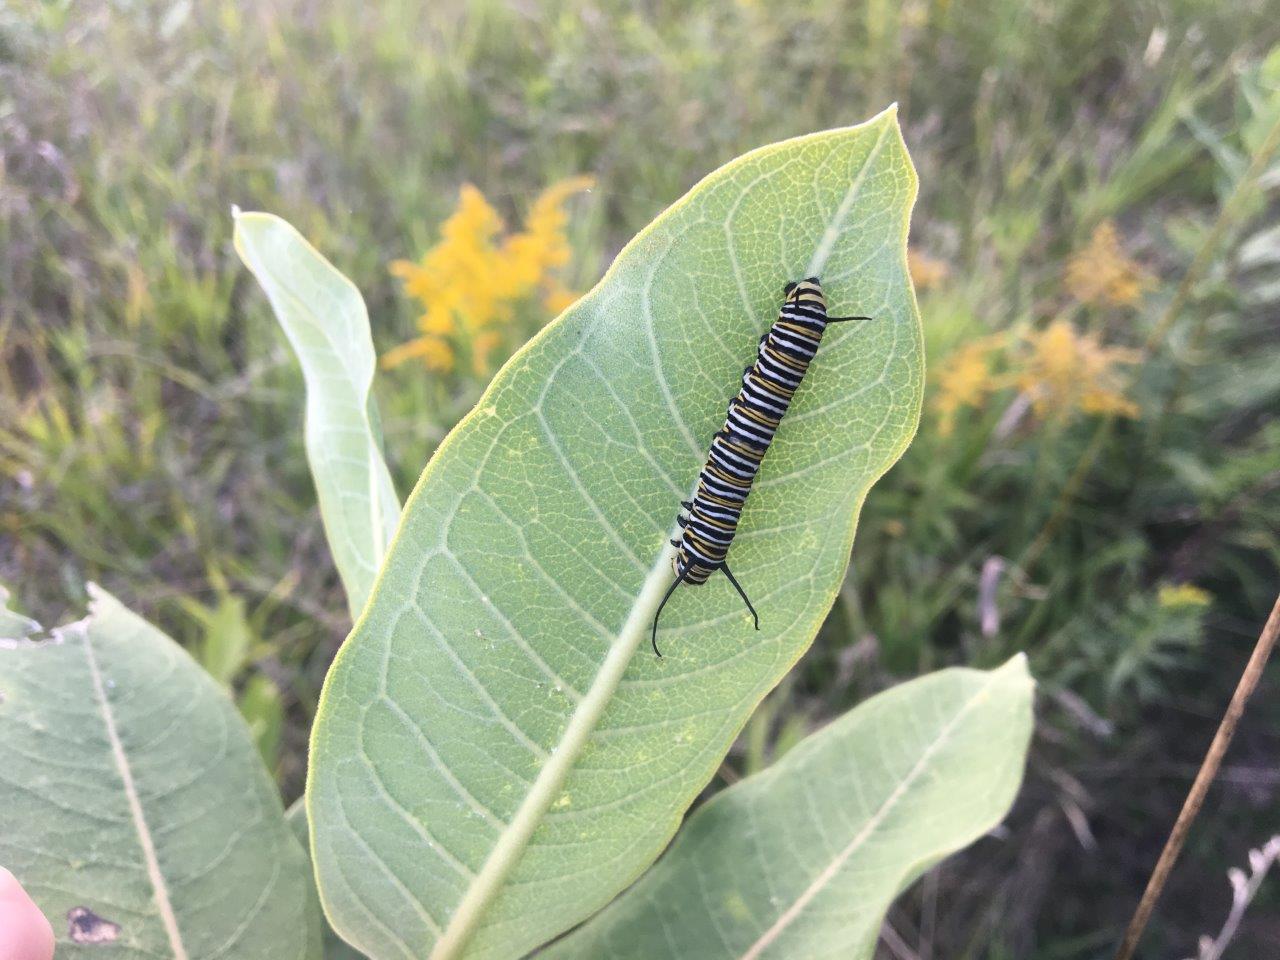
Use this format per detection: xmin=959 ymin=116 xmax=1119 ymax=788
xmin=651 ymin=565 xmax=692 ymax=658
xmin=720 ymin=563 xmax=760 ymax=632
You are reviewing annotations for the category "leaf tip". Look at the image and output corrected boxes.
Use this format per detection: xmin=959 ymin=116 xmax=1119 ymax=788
xmin=995 ymin=651 xmax=1036 ymax=691
xmin=869 ymin=102 xmax=900 ymax=130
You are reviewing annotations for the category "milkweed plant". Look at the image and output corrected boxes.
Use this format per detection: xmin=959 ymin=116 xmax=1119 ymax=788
xmin=0 ymin=109 xmax=1037 ymax=960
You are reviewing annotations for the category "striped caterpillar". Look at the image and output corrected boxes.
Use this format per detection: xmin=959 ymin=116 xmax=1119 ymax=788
xmin=651 ymin=277 xmax=867 ymax=656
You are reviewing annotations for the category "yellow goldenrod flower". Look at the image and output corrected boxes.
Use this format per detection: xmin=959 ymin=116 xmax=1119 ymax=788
xmin=503 ymin=175 xmax=593 ymax=279
xmin=1013 ymin=320 xmax=1140 ymax=420
xmin=380 ymin=334 xmax=455 ymax=373
xmin=384 ymin=177 xmax=593 ymax=375
xmin=932 ymin=334 xmax=1005 ymax=436
xmin=908 ymin=248 xmax=950 ymax=290
xmin=931 ymin=321 xmax=1143 ymax=435
xmin=1157 ymin=583 xmax=1213 ymax=608
xmin=1065 ymin=220 xmax=1153 ymax=307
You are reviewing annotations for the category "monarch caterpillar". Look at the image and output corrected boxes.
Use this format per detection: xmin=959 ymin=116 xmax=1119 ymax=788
xmin=650 ymin=277 xmax=868 ymax=657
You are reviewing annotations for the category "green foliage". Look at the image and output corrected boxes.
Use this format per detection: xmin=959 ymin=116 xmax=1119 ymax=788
xmin=0 ymin=586 xmax=320 ymax=959
xmin=1045 ymin=589 xmax=1209 ymax=708
xmin=308 ymin=112 xmax=924 ymax=960
xmin=546 ymin=657 xmax=1034 ymax=960
xmin=178 ymin=588 xmax=285 ymax=766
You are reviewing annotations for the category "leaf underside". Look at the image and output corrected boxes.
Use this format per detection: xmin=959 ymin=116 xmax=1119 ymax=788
xmin=308 ymin=107 xmax=924 ymax=960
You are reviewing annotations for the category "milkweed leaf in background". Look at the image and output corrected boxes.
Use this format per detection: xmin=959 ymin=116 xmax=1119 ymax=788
xmin=234 ymin=210 xmax=401 ymax=621
xmin=0 ymin=585 xmax=321 ymax=959
xmin=545 ymin=656 xmax=1035 ymax=960
xmin=307 ymin=105 xmax=924 ymax=960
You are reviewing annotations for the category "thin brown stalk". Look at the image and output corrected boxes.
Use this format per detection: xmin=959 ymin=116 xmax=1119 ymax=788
xmin=1113 ymin=592 xmax=1280 ymax=960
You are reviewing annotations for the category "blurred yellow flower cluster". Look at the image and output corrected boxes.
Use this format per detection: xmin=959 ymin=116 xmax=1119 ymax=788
xmin=1157 ymin=582 xmax=1213 ymax=608
xmin=932 ymin=321 xmax=1141 ymax=433
xmin=383 ymin=176 xmax=593 ymax=375
xmin=933 ymin=334 xmax=1006 ymax=436
xmin=931 ymin=221 xmax=1151 ymax=435
xmin=1065 ymin=220 xmax=1153 ymax=307
xmin=1012 ymin=320 xmax=1141 ymax=419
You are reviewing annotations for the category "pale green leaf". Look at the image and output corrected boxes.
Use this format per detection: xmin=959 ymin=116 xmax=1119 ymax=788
xmin=0 ymin=585 xmax=321 ymax=960
xmin=234 ymin=210 xmax=401 ymax=620
xmin=308 ymin=106 xmax=924 ymax=960
xmin=545 ymin=656 xmax=1035 ymax=960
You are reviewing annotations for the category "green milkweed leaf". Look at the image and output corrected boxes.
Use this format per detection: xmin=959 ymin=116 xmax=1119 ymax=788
xmin=234 ymin=210 xmax=401 ymax=621
xmin=544 ymin=656 xmax=1034 ymax=959
xmin=0 ymin=585 xmax=321 ymax=959
xmin=307 ymin=106 xmax=924 ymax=960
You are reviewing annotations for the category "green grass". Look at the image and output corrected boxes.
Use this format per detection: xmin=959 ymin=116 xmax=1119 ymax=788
xmin=3 ymin=0 xmax=1280 ymax=955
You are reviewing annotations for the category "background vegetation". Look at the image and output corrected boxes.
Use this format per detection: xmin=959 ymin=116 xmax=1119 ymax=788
xmin=2 ymin=0 xmax=1278 ymax=956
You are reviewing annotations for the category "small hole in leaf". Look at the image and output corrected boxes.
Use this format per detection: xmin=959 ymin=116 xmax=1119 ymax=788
xmin=67 ymin=906 xmax=120 ymax=944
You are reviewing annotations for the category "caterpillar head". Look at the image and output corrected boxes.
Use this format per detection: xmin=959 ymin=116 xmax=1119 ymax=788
xmin=783 ymin=277 xmax=826 ymax=308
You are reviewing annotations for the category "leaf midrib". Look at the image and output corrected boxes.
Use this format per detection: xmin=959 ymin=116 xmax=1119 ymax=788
xmin=427 ymin=119 xmax=893 ymax=959
xmin=429 ymin=541 xmax=680 ymax=958
xmin=81 ymin=611 xmax=190 ymax=960
xmin=267 ymin=255 xmax=390 ymax=568
xmin=739 ymin=668 xmax=1004 ymax=960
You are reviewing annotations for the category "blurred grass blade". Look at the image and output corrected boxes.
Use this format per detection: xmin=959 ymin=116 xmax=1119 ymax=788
xmin=287 ymin=801 xmax=371 ymax=960
xmin=544 ymin=656 xmax=1035 ymax=959
xmin=241 ymin=671 xmax=285 ymax=769
xmin=0 ymin=584 xmax=321 ymax=959
xmin=308 ymin=107 xmax=924 ymax=960
xmin=234 ymin=211 xmax=401 ymax=620
xmin=180 ymin=589 xmax=255 ymax=686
